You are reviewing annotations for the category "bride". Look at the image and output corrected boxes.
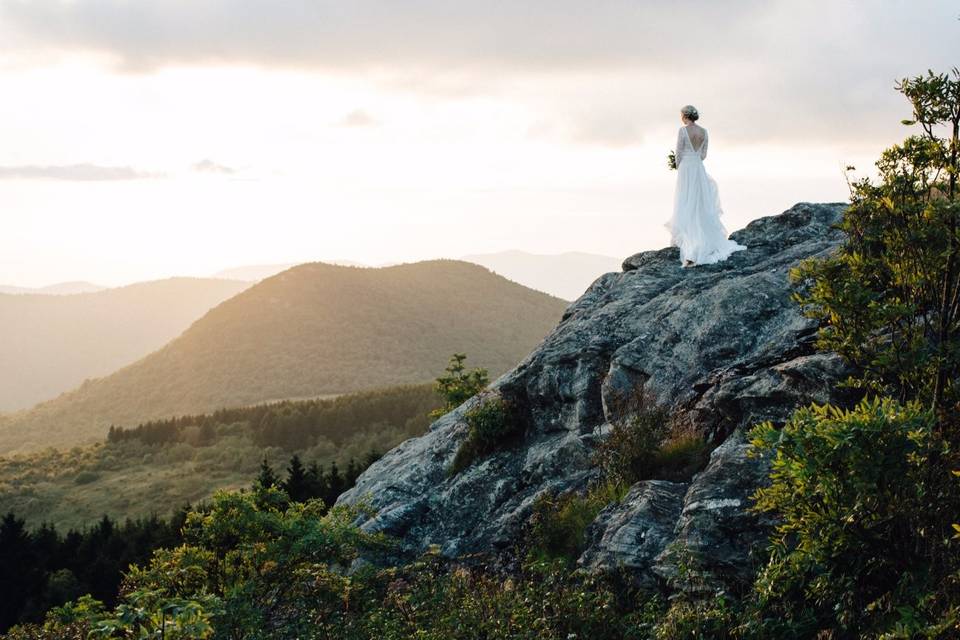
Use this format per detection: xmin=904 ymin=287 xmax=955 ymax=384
xmin=665 ymin=105 xmax=746 ymax=267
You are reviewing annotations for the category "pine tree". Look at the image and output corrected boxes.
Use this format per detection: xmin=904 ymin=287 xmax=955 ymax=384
xmin=283 ymin=454 xmax=309 ymax=502
xmin=431 ymin=353 xmax=489 ymax=418
xmin=254 ymin=457 xmax=280 ymax=489
xmin=324 ymin=461 xmax=345 ymax=505
xmin=345 ymin=457 xmax=360 ymax=485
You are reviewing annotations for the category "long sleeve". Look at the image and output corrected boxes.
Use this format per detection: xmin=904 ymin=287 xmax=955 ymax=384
xmin=700 ymin=130 xmax=709 ymax=160
xmin=676 ymin=128 xmax=685 ymax=165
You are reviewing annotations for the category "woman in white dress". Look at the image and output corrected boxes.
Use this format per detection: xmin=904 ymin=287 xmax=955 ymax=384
xmin=665 ymin=105 xmax=746 ymax=267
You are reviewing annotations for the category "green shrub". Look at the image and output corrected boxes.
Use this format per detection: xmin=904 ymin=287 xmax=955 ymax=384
xmin=651 ymin=435 xmax=711 ymax=482
xmin=448 ymin=394 xmax=523 ymax=475
xmin=593 ymin=404 xmax=709 ymax=485
xmin=746 ymin=397 xmax=960 ymax=637
xmin=525 ymin=481 xmax=628 ymax=563
xmin=593 ymin=403 xmax=669 ymax=485
xmin=73 ymin=471 xmax=99 ymax=485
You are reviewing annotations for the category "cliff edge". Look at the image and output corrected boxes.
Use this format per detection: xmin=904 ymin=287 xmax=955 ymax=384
xmin=338 ymin=202 xmax=852 ymax=591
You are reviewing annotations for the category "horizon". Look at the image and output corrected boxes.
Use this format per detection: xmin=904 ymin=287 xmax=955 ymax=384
xmin=2 ymin=248 xmax=627 ymax=290
xmin=2 ymin=1 xmax=957 ymax=287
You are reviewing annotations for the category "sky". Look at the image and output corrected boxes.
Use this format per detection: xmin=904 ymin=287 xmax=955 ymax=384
xmin=0 ymin=0 xmax=957 ymax=288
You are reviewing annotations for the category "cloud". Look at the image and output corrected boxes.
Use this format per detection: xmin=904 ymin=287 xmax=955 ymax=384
xmin=0 ymin=1 xmax=957 ymax=147
xmin=0 ymin=164 xmax=161 ymax=181
xmin=338 ymin=109 xmax=377 ymax=127
xmin=0 ymin=1 xmax=767 ymax=73
xmin=192 ymin=158 xmax=236 ymax=174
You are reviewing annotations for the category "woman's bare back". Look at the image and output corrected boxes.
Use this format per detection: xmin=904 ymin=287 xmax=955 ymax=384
xmin=684 ymin=123 xmax=705 ymax=151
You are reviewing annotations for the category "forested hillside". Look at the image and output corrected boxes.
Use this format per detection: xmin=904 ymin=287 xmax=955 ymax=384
xmin=0 ymin=384 xmax=441 ymax=531
xmin=0 ymin=260 xmax=565 ymax=453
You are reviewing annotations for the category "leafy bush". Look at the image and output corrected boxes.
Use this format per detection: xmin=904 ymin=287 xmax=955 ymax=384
xmin=431 ymin=353 xmax=489 ymax=419
xmin=525 ymin=481 xmax=628 ymax=563
xmin=593 ymin=403 xmax=669 ymax=485
xmin=652 ymin=435 xmax=711 ymax=483
xmin=345 ymin=548 xmax=654 ymax=640
xmin=593 ymin=404 xmax=709 ymax=485
xmin=792 ymin=67 xmax=960 ymax=411
xmin=72 ymin=471 xmax=99 ymax=485
xmin=746 ymin=397 xmax=960 ymax=637
xmin=448 ymin=394 xmax=523 ymax=475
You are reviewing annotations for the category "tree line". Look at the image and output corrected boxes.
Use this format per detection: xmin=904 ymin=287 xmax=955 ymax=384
xmin=0 ymin=449 xmax=378 ymax=633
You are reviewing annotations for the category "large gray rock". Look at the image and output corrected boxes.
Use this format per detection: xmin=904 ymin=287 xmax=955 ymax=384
xmin=578 ymin=480 xmax=687 ymax=588
xmin=338 ymin=202 xmax=852 ymax=590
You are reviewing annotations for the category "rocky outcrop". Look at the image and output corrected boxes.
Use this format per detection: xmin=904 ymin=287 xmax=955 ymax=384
xmin=338 ymin=202 xmax=852 ymax=591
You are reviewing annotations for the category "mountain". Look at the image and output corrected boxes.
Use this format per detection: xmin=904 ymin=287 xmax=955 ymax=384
xmin=460 ymin=250 xmax=621 ymax=301
xmin=338 ymin=203 xmax=851 ymax=592
xmin=0 ymin=277 xmax=253 ymax=412
xmin=0 ymin=260 xmax=567 ymax=454
xmin=212 ymin=260 xmax=367 ymax=282
xmin=0 ymin=281 xmax=106 ymax=295
xmin=211 ymin=263 xmax=299 ymax=281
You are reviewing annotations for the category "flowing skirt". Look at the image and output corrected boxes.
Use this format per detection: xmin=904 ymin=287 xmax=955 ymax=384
xmin=664 ymin=153 xmax=746 ymax=265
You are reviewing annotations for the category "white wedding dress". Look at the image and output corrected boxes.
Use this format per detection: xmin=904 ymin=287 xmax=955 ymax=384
xmin=664 ymin=125 xmax=746 ymax=265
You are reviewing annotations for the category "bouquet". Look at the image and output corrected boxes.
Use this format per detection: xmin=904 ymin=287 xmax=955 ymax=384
xmin=667 ymin=150 xmax=677 ymax=170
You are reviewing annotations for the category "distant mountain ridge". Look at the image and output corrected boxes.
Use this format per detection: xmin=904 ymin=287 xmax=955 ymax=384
xmin=461 ymin=250 xmax=621 ymax=301
xmin=0 ymin=277 xmax=253 ymax=412
xmin=213 ymin=261 xmax=367 ymax=282
xmin=0 ymin=281 xmax=106 ymax=295
xmin=0 ymin=259 xmax=567 ymax=453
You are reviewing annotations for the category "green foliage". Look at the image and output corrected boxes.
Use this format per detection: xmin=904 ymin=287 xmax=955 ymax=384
xmin=87 ymin=589 xmax=220 ymax=639
xmin=751 ymin=68 xmax=960 ymax=638
xmin=344 ymin=554 xmax=653 ymax=640
xmin=593 ymin=404 xmax=669 ymax=485
xmin=0 ymin=384 xmax=435 ymax=532
xmin=0 ymin=260 xmax=567 ymax=454
xmin=430 ymin=353 xmax=489 ymax=419
xmin=593 ymin=403 xmax=709 ymax=485
xmin=0 ymin=447 xmax=382 ymax=633
xmin=653 ymin=592 xmax=739 ymax=640
xmin=448 ymin=394 xmax=523 ymax=475
xmin=653 ymin=436 xmax=711 ymax=483
xmin=254 ymin=457 xmax=280 ymax=489
xmin=792 ymin=67 xmax=960 ymax=412
xmin=525 ymin=481 xmax=628 ymax=564
xmin=109 ymin=383 xmax=442 ymax=450
xmin=746 ymin=397 xmax=960 ymax=637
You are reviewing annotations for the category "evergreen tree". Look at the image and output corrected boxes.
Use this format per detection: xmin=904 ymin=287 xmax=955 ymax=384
xmin=254 ymin=457 xmax=280 ymax=490
xmin=431 ymin=353 xmax=489 ymax=418
xmin=324 ymin=461 xmax=345 ymax=505
xmin=283 ymin=454 xmax=310 ymax=502
xmin=305 ymin=461 xmax=326 ymax=504
xmin=345 ymin=458 xmax=360 ymax=486
xmin=0 ymin=512 xmax=34 ymax=630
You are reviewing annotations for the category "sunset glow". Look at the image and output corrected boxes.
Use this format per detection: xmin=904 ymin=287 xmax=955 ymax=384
xmin=1 ymin=1 xmax=956 ymax=287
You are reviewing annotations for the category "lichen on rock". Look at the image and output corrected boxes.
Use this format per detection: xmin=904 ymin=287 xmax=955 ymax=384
xmin=338 ymin=202 xmax=852 ymax=591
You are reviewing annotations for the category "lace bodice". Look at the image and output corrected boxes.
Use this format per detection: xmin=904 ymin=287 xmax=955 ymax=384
xmin=675 ymin=125 xmax=708 ymax=163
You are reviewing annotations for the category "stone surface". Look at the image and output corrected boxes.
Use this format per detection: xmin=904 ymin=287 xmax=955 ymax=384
xmin=338 ymin=202 xmax=853 ymax=590
xmin=578 ymin=480 xmax=687 ymax=588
